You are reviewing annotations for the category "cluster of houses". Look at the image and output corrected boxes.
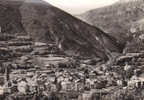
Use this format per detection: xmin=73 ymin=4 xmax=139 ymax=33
xmin=1 ymin=29 xmax=144 ymax=100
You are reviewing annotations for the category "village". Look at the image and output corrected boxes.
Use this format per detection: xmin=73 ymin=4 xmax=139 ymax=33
xmin=0 ymin=28 xmax=144 ymax=100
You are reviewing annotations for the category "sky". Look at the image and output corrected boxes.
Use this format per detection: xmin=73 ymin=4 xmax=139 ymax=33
xmin=43 ymin=0 xmax=119 ymax=14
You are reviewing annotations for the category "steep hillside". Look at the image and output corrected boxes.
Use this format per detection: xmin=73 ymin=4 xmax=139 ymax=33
xmin=0 ymin=0 xmax=25 ymax=33
xmin=77 ymin=0 xmax=144 ymax=42
xmin=0 ymin=0 xmax=124 ymax=60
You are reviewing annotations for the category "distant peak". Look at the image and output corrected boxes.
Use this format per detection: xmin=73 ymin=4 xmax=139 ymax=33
xmin=119 ymin=0 xmax=143 ymax=3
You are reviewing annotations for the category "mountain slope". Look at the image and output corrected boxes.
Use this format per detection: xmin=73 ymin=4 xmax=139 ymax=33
xmin=77 ymin=0 xmax=144 ymax=42
xmin=0 ymin=0 xmax=25 ymax=33
xmin=0 ymin=0 xmax=123 ymax=60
